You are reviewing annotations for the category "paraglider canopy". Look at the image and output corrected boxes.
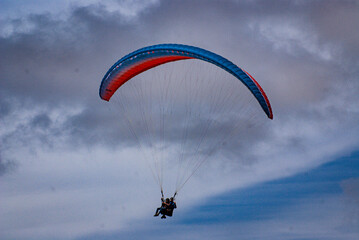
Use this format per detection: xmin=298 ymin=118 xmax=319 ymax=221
xmin=99 ymin=44 xmax=273 ymax=119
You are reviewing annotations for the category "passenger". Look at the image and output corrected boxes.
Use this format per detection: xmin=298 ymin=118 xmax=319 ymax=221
xmin=166 ymin=197 xmax=177 ymax=217
xmin=154 ymin=198 xmax=169 ymax=218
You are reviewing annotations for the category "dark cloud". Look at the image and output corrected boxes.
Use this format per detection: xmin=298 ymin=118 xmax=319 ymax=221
xmin=0 ymin=6 xmax=141 ymax=105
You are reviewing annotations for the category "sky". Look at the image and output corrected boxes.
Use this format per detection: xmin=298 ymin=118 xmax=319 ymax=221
xmin=0 ymin=0 xmax=359 ymax=239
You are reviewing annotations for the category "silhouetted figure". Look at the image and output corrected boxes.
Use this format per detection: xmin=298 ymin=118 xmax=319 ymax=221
xmin=154 ymin=197 xmax=176 ymax=219
xmin=166 ymin=197 xmax=177 ymax=216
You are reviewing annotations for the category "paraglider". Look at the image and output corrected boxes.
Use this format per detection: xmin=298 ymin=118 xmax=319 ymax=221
xmin=100 ymin=44 xmax=273 ymax=218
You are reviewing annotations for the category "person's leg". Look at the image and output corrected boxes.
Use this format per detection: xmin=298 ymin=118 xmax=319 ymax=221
xmin=154 ymin=208 xmax=161 ymax=216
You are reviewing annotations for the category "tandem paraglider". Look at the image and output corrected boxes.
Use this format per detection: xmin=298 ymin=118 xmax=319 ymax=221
xmin=99 ymin=44 xmax=273 ymax=218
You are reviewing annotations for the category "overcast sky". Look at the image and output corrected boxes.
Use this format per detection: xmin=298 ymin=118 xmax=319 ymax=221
xmin=1 ymin=0 xmax=359 ymax=239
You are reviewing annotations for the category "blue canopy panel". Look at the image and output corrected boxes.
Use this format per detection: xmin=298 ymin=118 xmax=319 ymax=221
xmin=100 ymin=44 xmax=273 ymax=119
